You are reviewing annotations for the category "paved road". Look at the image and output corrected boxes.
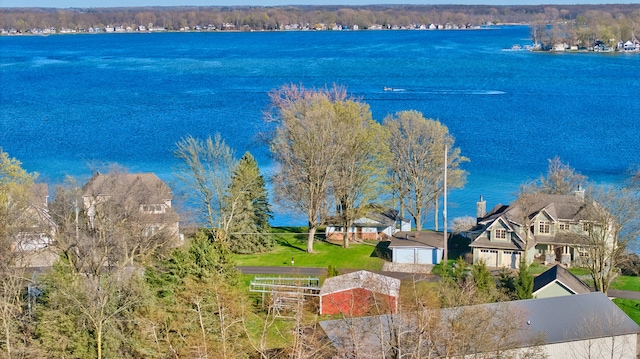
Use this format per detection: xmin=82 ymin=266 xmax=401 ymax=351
xmin=237 ymin=266 xmax=439 ymax=281
xmin=608 ymin=289 xmax=640 ymax=300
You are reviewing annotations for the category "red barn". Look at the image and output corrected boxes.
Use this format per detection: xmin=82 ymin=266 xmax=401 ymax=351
xmin=319 ymin=271 xmax=400 ymax=316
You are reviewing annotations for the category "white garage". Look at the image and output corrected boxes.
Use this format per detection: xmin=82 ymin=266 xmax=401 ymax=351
xmin=388 ymin=231 xmax=446 ymax=265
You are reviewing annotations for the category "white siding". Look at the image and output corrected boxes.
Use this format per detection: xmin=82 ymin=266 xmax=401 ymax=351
xmin=496 ymin=334 xmax=638 ymax=359
xmin=546 ymin=334 xmax=637 ymax=359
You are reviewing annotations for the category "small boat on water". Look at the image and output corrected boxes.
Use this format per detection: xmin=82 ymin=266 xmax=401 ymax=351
xmin=383 ymin=87 xmax=393 ymax=91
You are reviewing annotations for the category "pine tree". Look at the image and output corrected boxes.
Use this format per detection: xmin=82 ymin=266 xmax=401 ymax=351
xmin=226 ymin=152 xmax=273 ymax=254
xmin=515 ymin=261 xmax=534 ymax=300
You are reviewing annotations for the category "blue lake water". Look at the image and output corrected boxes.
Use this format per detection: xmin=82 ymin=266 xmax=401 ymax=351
xmin=1 ymin=26 xmax=639 ymax=227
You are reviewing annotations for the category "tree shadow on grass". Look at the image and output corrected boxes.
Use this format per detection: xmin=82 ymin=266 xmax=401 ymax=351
xmin=274 ymin=236 xmax=308 ymax=252
xmin=372 ymin=241 xmax=391 ymax=260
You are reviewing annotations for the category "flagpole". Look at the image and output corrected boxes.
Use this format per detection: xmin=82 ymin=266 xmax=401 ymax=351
xmin=443 ymin=144 xmax=448 ymax=265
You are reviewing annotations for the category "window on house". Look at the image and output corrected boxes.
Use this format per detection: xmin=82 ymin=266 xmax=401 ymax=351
xmin=539 ymin=221 xmax=550 ymax=234
xmin=495 ymin=228 xmax=507 ymax=239
xmin=583 ymin=223 xmax=592 ymax=232
xmin=559 ymin=223 xmax=570 ymax=231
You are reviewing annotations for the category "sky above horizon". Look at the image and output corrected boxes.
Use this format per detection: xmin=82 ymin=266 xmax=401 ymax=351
xmin=3 ymin=0 xmax=637 ymax=9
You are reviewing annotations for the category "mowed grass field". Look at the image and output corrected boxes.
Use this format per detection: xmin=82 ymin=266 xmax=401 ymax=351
xmin=233 ymin=227 xmax=386 ymax=271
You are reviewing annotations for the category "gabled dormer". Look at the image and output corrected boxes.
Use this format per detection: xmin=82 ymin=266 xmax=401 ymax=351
xmin=487 ymin=217 xmax=512 ymax=242
xmin=533 ymin=210 xmax=555 ymax=236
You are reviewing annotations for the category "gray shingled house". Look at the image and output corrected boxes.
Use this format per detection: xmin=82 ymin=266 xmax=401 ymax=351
xmin=464 ymin=188 xmax=610 ymax=268
xmin=82 ymin=172 xmax=180 ymax=243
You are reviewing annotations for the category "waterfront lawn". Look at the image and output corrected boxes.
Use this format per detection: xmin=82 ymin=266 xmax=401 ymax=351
xmin=610 ymin=276 xmax=640 ymax=292
xmin=613 ymin=298 xmax=640 ymax=326
xmin=233 ymin=228 xmax=385 ymax=271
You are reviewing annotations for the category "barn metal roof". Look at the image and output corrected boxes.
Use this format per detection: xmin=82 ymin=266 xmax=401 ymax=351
xmin=320 ymin=270 xmax=400 ymax=298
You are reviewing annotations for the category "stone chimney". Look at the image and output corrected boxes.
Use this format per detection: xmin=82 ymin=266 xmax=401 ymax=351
xmin=574 ymin=185 xmax=585 ymax=202
xmin=476 ymin=195 xmax=486 ymax=220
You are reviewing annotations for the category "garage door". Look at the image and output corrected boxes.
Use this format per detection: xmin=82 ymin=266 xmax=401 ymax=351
xmin=395 ymin=248 xmax=415 ymax=264
xmin=416 ymin=248 xmax=434 ymax=265
xmin=479 ymin=249 xmax=498 ymax=267
xmin=501 ymin=251 xmax=521 ymax=268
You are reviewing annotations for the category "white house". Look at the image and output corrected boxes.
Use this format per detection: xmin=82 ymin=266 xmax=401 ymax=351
xmin=325 ymin=209 xmax=410 ymax=241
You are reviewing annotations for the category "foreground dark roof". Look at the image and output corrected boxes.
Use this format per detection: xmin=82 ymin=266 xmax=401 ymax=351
xmin=320 ymin=292 xmax=640 ymax=355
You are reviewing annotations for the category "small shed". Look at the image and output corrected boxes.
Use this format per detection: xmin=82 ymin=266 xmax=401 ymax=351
xmin=533 ymin=264 xmax=591 ymax=298
xmin=388 ymin=231 xmax=446 ymax=265
xmin=320 ymin=270 xmax=400 ymax=316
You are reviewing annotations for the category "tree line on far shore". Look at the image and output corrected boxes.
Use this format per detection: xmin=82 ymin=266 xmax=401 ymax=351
xmin=2 ymin=4 xmax=639 ymax=39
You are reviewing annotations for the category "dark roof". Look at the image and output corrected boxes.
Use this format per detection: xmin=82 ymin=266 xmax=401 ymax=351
xmin=320 ymin=292 xmax=640 ymax=355
xmin=479 ymin=193 xmax=591 ymax=226
xmin=533 ymin=231 xmax=590 ymax=246
xmin=469 ymin=235 xmax=524 ymax=250
xmin=474 ymin=191 xmax=596 ymax=249
xmin=533 ymin=265 xmax=591 ymax=295
xmin=388 ymin=231 xmax=446 ymax=249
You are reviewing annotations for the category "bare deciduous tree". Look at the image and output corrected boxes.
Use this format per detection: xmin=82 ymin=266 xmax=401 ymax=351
xmin=267 ymin=84 xmax=350 ymax=253
xmin=174 ymin=134 xmax=238 ymax=241
xmin=40 ymin=169 xmax=179 ymax=358
xmin=538 ymin=156 xmax=586 ymax=195
xmin=385 ymin=111 xmax=467 ymax=231
xmin=580 ymin=185 xmax=640 ymax=294
xmin=329 ymin=99 xmax=391 ymax=248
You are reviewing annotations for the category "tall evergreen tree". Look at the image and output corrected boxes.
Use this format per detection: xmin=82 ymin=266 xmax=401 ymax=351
xmin=515 ymin=261 xmax=534 ymax=300
xmin=226 ymin=152 xmax=273 ymax=254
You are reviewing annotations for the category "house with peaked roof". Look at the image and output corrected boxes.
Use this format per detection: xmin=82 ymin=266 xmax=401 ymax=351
xmin=325 ymin=208 xmax=410 ymax=241
xmin=533 ymin=264 xmax=591 ymax=298
xmin=387 ymin=231 xmax=445 ymax=265
xmin=465 ymin=189 xmax=606 ymax=268
xmin=82 ymin=172 xmax=180 ymax=243
xmin=16 ymin=183 xmax=57 ymax=252
xmin=320 ymin=292 xmax=640 ymax=358
xmin=320 ymin=270 xmax=400 ymax=316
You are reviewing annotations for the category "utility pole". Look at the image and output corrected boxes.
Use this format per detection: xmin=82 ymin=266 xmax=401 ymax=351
xmin=443 ymin=145 xmax=448 ymax=265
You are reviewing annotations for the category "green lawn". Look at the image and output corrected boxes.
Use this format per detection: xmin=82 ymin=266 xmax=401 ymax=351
xmin=233 ymin=228 xmax=385 ymax=271
xmin=610 ymin=276 xmax=640 ymax=291
xmin=613 ymin=298 xmax=640 ymax=326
